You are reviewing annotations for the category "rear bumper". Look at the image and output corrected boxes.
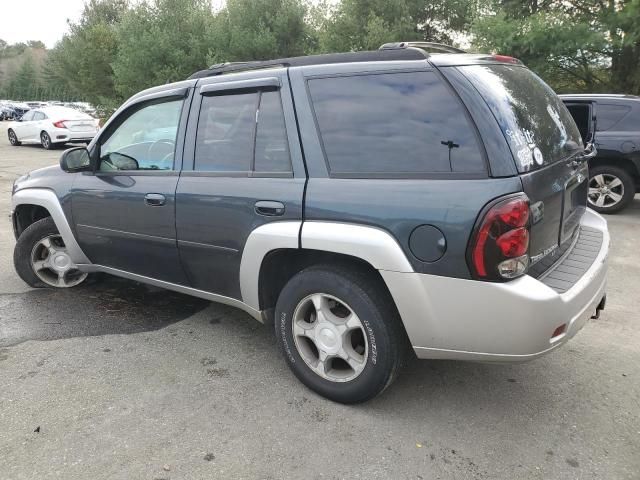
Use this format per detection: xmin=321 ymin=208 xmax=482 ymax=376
xmin=382 ymin=209 xmax=609 ymax=362
xmin=49 ymin=127 xmax=96 ymax=143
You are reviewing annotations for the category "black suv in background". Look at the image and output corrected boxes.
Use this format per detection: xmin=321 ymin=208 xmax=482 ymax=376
xmin=11 ymin=43 xmax=609 ymax=403
xmin=561 ymin=94 xmax=640 ymax=213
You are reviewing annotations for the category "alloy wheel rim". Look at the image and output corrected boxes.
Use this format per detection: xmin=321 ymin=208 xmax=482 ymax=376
xmin=9 ymin=131 xmax=16 ymax=144
xmin=292 ymin=293 xmax=368 ymax=383
xmin=588 ymin=174 xmax=624 ymax=208
xmin=41 ymin=133 xmax=50 ymax=148
xmin=30 ymin=234 xmax=87 ymax=287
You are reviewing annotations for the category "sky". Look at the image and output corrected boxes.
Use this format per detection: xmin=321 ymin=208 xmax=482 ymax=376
xmin=3 ymin=0 xmax=86 ymax=48
xmin=1 ymin=0 xmax=226 ymax=48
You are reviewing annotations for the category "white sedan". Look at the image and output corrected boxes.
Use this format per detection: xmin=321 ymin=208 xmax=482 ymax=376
xmin=7 ymin=106 xmax=99 ymax=149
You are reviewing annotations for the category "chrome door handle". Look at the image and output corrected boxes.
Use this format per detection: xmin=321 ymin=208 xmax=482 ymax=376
xmin=144 ymin=193 xmax=166 ymax=206
xmin=255 ymin=200 xmax=285 ymax=216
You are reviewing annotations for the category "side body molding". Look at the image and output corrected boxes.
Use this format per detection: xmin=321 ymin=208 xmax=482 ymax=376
xmin=300 ymin=221 xmax=414 ymax=273
xmin=12 ymin=188 xmax=91 ymax=264
xmin=240 ymin=221 xmax=302 ymax=310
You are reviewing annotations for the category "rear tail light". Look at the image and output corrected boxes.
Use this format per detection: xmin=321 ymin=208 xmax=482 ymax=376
xmin=53 ymin=120 xmax=68 ymax=128
xmin=469 ymin=194 xmax=530 ymax=281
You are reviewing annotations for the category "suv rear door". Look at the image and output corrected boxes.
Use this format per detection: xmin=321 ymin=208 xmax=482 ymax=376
xmin=563 ymin=101 xmax=597 ymax=145
xmin=176 ymin=68 xmax=305 ymax=300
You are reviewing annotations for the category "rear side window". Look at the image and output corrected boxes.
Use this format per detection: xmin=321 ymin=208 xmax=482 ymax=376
xmin=596 ymin=103 xmax=632 ymax=131
xmin=308 ymin=72 xmax=485 ymax=177
xmin=195 ymin=90 xmax=291 ymax=173
xmin=195 ymin=93 xmax=257 ymax=172
xmin=254 ymin=91 xmax=290 ymax=173
xmin=459 ymin=65 xmax=582 ymax=172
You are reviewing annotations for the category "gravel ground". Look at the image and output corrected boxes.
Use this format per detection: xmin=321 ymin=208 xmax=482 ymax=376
xmin=0 ymin=124 xmax=639 ymax=479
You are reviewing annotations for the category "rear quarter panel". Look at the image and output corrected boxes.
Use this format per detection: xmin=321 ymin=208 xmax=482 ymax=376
xmin=303 ymin=177 xmax=523 ymax=277
xmin=289 ymin=63 xmax=523 ymax=278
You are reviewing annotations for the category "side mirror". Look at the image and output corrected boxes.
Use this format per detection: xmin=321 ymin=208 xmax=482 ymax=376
xmin=60 ymin=147 xmax=91 ymax=172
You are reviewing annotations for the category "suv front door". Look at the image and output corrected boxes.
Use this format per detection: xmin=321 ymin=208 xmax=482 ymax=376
xmin=176 ymin=69 xmax=305 ymax=300
xmin=71 ymin=86 xmax=192 ymax=283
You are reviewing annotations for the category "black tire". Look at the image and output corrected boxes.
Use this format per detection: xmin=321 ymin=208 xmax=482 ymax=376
xmin=40 ymin=131 xmax=54 ymax=150
xmin=8 ymin=128 xmax=21 ymax=146
xmin=13 ymin=217 xmax=89 ymax=288
xmin=274 ymin=264 xmax=407 ymax=404
xmin=588 ymin=165 xmax=635 ymax=214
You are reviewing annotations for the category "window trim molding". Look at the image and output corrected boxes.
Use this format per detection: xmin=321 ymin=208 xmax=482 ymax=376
xmin=192 ymin=85 xmax=293 ymax=177
xmin=91 ymin=170 xmax=179 ymax=177
xmin=199 ymin=77 xmax=280 ymax=95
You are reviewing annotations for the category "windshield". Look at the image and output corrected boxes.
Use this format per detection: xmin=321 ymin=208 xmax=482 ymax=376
xmin=459 ymin=64 xmax=582 ymax=172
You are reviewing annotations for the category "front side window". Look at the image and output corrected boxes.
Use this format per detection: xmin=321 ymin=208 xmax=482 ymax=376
xmin=33 ymin=111 xmax=45 ymax=121
xmin=308 ymin=71 xmax=485 ymax=176
xmin=99 ymin=99 xmax=183 ymax=171
xmin=21 ymin=111 xmax=34 ymax=122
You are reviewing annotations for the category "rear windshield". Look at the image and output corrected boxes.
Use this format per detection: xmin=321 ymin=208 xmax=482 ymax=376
xmin=459 ymin=65 xmax=582 ymax=172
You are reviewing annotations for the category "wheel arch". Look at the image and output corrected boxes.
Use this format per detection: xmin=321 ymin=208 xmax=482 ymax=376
xmin=241 ymin=220 xmax=413 ymax=321
xmin=590 ymin=157 xmax=639 ymax=181
xmin=257 ymin=248 xmax=394 ymax=320
xmin=13 ymin=203 xmax=51 ymax=238
xmin=12 ymin=188 xmax=90 ymax=264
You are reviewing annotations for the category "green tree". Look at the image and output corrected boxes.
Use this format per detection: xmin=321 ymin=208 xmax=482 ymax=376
xmin=112 ymin=0 xmax=215 ymax=97
xmin=6 ymin=53 xmax=40 ymax=99
xmin=209 ymin=0 xmax=310 ymax=62
xmin=473 ymin=0 xmax=640 ymax=94
xmin=26 ymin=40 xmax=46 ymax=50
xmin=46 ymin=0 xmax=128 ymax=106
xmin=315 ymin=0 xmax=478 ymax=53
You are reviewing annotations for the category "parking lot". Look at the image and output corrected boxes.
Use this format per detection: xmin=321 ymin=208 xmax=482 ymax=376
xmin=0 ymin=124 xmax=639 ymax=479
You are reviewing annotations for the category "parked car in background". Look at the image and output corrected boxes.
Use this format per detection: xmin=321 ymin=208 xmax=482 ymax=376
xmin=0 ymin=103 xmax=17 ymax=121
xmin=561 ymin=94 xmax=640 ymax=213
xmin=11 ymin=43 xmax=608 ymax=403
xmin=26 ymin=101 xmax=47 ymax=109
xmin=7 ymin=106 xmax=99 ymax=149
xmin=9 ymin=102 xmax=30 ymax=119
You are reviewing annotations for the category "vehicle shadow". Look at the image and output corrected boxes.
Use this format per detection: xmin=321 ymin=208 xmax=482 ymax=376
xmin=0 ymin=275 xmax=209 ymax=348
xmin=184 ymin=306 xmax=567 ymax=414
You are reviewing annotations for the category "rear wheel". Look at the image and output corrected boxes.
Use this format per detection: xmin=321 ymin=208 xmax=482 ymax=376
xmin=8 ymin=128 xmax=21 ymax=146
xmin=588 ymin=165 xmax=635 ymax=214
xmin=40 ymin=131 xmax=55 ymax=150
xmin=275 ymin=265 xmax=406 ymax=403
xmin=14 ymin=217 xmax=88 ymax=288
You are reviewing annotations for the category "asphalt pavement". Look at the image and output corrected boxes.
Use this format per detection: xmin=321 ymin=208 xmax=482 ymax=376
xmin=0 ymin=124 xmax=639 ymax=479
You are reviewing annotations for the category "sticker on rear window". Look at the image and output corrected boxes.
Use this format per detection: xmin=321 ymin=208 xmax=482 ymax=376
xmin=533 ymin=147 xmax=544 ymax=165
xmin=517 ymin=147 xmax=534 ymax=168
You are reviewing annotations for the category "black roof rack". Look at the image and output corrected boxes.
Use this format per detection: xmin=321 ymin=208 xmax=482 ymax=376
xmin=379 ymin=41 xmax=465 ymax=54
xmin=187 ymin=48 xmax=428 ymax=80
